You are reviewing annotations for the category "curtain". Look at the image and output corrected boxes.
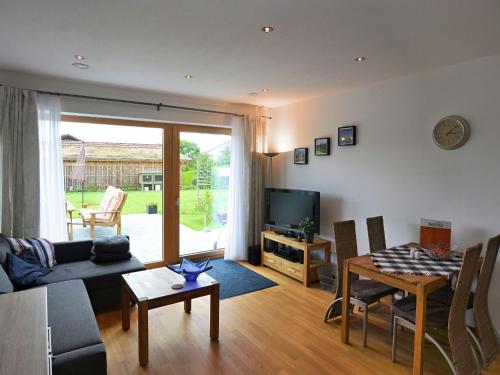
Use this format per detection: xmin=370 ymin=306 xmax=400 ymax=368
xmin=0 ymin=87 xmax=40 ymax=237
xmin=225 ymin=109 xmax=267 ymax=260
xmin=37 ymin=95 xmax=67 ymax=241
xmin=247 ymin=111 xmax=267 ymax=248
xmin=225 ymin=115 xmax=250 ymax=260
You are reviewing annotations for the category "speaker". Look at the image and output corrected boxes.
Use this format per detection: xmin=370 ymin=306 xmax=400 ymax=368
xmin=248 ymin=245 xmax=261 ymax=266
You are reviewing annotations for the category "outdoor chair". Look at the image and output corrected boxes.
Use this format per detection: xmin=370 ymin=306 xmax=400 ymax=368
xmin=79 ymin=186 xmax=128 ymax=238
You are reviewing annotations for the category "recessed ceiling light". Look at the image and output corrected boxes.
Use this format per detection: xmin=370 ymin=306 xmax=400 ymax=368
xmin=74 ymin=54 xmax=85 ymax=60
xmin=248 ymin=92 xmax=259 ymax=96
xmin=261 ymin=26 xmax=274 ymax=33
xmin=184 ymin=74 xmax=193 ymax=79
xmin=354 ymin=56 xmax=366 ymax=62
xmin=72 ymin=62 xmax=89 ymax=69
xmin=262 ymin=88 xmax=269 ymax=93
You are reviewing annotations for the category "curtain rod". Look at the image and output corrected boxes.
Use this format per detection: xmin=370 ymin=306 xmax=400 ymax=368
xmin=0 ymin=83 xmax=272 ymax=120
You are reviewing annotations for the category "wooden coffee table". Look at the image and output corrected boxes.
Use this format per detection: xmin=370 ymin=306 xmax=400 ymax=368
xmin=121 ymin=267 xmax=220 ymax=366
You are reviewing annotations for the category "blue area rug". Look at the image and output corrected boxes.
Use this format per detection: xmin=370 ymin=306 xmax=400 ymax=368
xmin=205 ymin=258 xmax=278 ymax=299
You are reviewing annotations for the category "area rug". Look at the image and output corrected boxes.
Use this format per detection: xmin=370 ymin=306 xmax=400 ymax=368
xmin=205 ymin=258 xmax=278 ymax=299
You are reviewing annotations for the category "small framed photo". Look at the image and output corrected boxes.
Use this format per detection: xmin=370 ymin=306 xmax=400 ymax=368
xmin=314 ymin=137 xmax=331 ymax=156
xmin=294 ymin=147 xmax=308 ymax=164
xmin=338 ymin=126 xmax=357 ymax=146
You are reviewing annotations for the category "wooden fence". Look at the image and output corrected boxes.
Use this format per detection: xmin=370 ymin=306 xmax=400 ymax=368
xmin=64 ymin=158 xmax=162 ymax=191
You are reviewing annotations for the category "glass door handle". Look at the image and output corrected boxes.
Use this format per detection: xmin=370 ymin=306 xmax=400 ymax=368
xmin=176 ymin=196 xmax=180 ymax=210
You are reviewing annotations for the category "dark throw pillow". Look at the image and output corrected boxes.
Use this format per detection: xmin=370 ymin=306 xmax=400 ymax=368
xmin=90 ymin=250 xmax=132 ymax=264
xmin=6 ymin=253 xmax=49 ymax=289
xmin=92 ymin=235 xmax=130 ymax=254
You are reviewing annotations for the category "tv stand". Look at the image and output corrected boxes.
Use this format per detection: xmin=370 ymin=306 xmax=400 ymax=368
xmin=261 ymin=230 xmax=331 ymax=287
xmin=274 ymin=229 xmax=296 ymax=238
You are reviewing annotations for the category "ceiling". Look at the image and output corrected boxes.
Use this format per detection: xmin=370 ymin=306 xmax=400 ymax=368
xmin=0 ymin=0 xmax=499 ymax=108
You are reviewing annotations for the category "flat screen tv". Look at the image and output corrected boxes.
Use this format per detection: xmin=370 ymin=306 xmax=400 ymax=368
xmin=265 ymin=188 xmax=320 ymax=233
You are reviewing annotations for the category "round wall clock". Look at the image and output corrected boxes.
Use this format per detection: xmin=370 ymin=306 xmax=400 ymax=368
xmin=432 ymin=115 xmax=471 ymax=150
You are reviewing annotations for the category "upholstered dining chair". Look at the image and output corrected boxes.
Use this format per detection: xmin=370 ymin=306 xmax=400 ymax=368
xmin=366 ymin=216 xmax=387 ymax=252
xmin=391 ymin=243 xmax=483 ymax=375
xmin=324 ymin=220 xmax=398 ymax=347
xmin=467 ymin=234 xmax=500 ymax=369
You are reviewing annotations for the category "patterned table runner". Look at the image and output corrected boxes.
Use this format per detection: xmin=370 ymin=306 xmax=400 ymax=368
xmin=370 ymin=245 xmax=462 ymax=279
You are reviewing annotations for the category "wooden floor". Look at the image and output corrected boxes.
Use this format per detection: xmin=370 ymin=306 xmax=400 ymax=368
xmin=96 ymin=262 xmax=500 ymax=374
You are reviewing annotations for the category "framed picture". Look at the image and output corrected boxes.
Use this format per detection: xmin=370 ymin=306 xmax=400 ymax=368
xmin=294 ymin=147 xmax=308 ymax=164
xmin=338 ymin=126 xmax=357 ymax=146
xmin=314 ymin=137 xmax=331 ymax=156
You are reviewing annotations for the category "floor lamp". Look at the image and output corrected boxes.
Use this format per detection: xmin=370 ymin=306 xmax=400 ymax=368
xmin=263 ymin=152 xmax=279 ymax=188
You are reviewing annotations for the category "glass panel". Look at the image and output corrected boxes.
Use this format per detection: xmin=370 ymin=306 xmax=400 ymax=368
xmin=179 ymin=131 xmax=231 ymax=256
xmin=61 ymin=121 xmax=164 ymax=263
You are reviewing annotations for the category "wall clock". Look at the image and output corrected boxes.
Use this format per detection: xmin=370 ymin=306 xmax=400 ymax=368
xmin=432 ymin=115 xmax=471 ymax=150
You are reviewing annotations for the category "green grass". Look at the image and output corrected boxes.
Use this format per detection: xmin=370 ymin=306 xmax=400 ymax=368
xmin=65 ymin=189 xmax=228 ymax=231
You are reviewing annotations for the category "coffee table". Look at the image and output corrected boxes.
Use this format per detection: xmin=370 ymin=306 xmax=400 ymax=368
xmin=121 ymin=267 xmax=220 ymax=366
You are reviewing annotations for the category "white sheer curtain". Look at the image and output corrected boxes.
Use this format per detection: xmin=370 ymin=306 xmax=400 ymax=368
xmin=37 ymin=95 xmax=67 ymax=241
xmin=225 ymin=115 xmax=251 ymax=260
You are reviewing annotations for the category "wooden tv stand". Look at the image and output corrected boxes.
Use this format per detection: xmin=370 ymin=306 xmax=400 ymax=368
xmin=260 ymin=230 xmax=331 ymax=287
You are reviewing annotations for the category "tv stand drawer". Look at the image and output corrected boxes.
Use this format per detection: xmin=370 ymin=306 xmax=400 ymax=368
xmin=281 ymin=259 xmax=304 ymax=281
xmin=263 ymin=252 xmax=282 ymax=271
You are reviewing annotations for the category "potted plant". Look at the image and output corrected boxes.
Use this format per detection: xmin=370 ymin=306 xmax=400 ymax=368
xmin=146 ymin=202 xmax=158 ymax=214
xmin=299 ymin=217 xmax=315 ymax=244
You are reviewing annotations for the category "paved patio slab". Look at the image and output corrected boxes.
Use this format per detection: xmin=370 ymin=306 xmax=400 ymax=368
xmin=71 ymin=213 xmax=226 ymax=263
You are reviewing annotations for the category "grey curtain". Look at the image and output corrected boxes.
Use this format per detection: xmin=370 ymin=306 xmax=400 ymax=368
xmin=0 ymin=87 xmax=40 ymax=237
xmin=246 ymin=111 xmax=267 ymax=247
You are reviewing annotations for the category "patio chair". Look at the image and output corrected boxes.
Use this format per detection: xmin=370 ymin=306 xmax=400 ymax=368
xmin=79 ymin=186 xmax=128 ymax=238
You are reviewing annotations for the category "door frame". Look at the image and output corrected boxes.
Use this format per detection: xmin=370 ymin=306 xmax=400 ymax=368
xmin=61 ymin=115 xmax=230 ymax=268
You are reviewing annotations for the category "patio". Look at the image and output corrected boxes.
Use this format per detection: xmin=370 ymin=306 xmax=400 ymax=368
xmin=70 ymin=213 xmax=227 ymax=263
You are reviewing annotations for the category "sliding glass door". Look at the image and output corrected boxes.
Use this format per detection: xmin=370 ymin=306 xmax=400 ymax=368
xmin=175 ymin=126 xmax=231 ymax=257
xmin=60 ymin=117 xmax=166 ymax=264
xmin=59 ymin=117 xmax=231 ymax=265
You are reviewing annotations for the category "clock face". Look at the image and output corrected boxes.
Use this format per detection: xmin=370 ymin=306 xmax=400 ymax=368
xmin=432 ymin=116 xmax=470 ymax=150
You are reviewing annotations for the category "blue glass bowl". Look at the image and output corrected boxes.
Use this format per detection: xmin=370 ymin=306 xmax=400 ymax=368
xmin=167 ymin=258 xmax=212 ymax=282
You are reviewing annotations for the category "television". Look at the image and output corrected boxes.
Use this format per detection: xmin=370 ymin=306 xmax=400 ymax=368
xmin=265 ymin=188 xmax=320 ymax=233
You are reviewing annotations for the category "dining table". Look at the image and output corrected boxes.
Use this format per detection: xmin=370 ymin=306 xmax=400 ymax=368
xmin=340 ymin=243 xmax=457 ymax=375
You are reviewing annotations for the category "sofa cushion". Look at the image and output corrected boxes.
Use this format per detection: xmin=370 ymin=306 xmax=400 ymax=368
xmin=46 ymin=279 xmax=103 ymax=355
xmin=52 ymin=343 xmax=106 ymax=375
xmin=0 ymin=264 xmax=14 ymax=294
xmin=0 ymin=234 xmax=12 ymax=267
xmin=44 ymin=255 xmax=145 ymax=291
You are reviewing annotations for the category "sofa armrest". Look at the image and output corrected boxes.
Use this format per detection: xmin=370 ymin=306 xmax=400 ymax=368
xmin=54 ymin=240 xmax=94 ymax=263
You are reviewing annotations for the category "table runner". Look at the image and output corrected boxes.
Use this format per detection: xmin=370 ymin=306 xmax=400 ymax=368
xmin=370 ymin=245 xmax=462 ymax=279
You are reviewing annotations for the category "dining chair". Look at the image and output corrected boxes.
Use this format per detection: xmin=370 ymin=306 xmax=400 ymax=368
xmin=467 ymin=234 xmax=500 ymax=369
xmin=366 ymin=216 xmax=386 ymax=252
xmin=391 ymin=243 xmax=482 ymax=375
xmin=324 ymin=220 xmax=398 ymax=347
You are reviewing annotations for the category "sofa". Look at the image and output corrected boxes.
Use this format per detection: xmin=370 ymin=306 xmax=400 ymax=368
xmin=0 ymin=234 xmax=146 ymax=375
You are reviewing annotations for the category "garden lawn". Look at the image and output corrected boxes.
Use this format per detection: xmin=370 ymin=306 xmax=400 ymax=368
xmin=65 ymin=189 xmax=228 ymax=231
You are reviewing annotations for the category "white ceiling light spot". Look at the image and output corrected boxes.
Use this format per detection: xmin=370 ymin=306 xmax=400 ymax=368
xmin=354 ymin=56 xmax=366 ymax=62
xmin=262 ymin=88 xmax=269 ymax=93
xmin=74 ymin=55 xmax=85 ymax=60
xmin=184 ymin=74 xmax=193 ymax=79
xmin=261 ymin=26 xmax=274 ymax=33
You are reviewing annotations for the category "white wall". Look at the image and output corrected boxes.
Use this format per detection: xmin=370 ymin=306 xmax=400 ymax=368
xmin=268 ymin=54 xmax=500 ymax=331
xmin=0 ymin=69 xmax=257 ymax=126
